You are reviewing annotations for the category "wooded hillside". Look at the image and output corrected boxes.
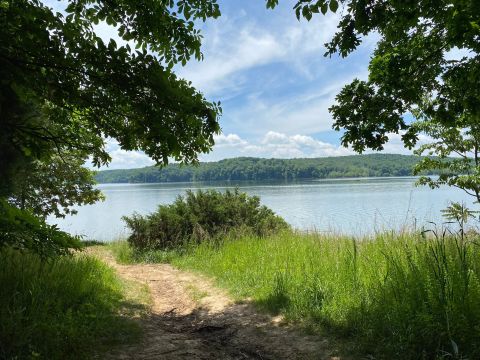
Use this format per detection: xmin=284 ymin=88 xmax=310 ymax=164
xmin=95 ymin=154 xmax=434 ymax=183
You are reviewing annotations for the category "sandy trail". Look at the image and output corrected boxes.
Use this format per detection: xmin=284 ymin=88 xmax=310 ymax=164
xmin=94 ymin=249 xmax=346 ymax=360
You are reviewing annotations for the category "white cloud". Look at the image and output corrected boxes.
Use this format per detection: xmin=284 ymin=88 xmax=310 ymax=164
xmin=106 ymin=149 xmax=156 ymax=169
xmin=89 ymin=130 xmax=434 ymax=170
xmin=372 ymin=132 xmax=433 ymax=155
xmin=444 ymin=47 xmax=474 ymax=62
xmin=203 ymin=131 xmax=436 ymax=162
xmin=176 ymin=7 xmax=343 ymax=97
xmin=177 ymin=27 xmax=284 ymax=96
xmin=214 ymin=133 xmax=249 ymax=146
xmin=261 ymin=131 xmax=290 ymax=144
xmin=88 ymin=139 xmax=155 ymax=170
xmin=201 ymin=132 xmax=353 ymax=161
xmin=224 ymin=70 xmax=369 ymax=136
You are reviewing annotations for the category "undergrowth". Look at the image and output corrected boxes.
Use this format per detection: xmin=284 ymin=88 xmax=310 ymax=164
xmin=0 ymin=247 xmax=145 ymax=359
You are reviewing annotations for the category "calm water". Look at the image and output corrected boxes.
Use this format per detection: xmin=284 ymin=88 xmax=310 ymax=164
xmin=49 ymin=177 xmax=475 ymax=241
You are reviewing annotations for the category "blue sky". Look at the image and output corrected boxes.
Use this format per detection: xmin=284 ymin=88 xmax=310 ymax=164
xmin=46 ymin=0 xmax=422 ymax=169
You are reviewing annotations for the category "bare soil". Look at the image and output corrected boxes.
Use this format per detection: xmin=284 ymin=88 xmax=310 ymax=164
xmin=92 ymin=248 xmax=349 ymax=360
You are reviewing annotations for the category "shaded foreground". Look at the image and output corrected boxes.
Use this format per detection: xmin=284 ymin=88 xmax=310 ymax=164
xmin=0 ymin=248 xmax=147 ymax=359
xmin=93 ymin=247 xmax=346 ymax=359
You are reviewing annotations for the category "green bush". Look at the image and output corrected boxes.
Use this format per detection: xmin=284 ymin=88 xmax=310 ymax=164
xmin=123 ymin=189 xmax=289 ymax=250
xmin=0 ymin=248 xmax=141 ymax=359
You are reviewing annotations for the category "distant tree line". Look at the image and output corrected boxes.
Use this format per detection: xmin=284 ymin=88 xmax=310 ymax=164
xmin=95 ymin=154 xmax=438 ymax=184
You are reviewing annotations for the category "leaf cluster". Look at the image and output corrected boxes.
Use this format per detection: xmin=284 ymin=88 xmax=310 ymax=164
xmin=413 ymin=117 xmax=480 ymax=203
xmin=1 ymin=0 xmax=222 ymax=177
xmin=9 ymin=151 xmax=104 ymax=218
xmin=0 ymin=200 xmax=82 ymax=258
xmin=274 ymin=0 xmax=479 ymax=154
xmin=0 ymin=0 xmax=223 ymax=255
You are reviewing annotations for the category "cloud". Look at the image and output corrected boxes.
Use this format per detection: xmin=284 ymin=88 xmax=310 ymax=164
xmin=375 ymin=132 xmax=433 ymax=155
xmin=176 ymin=4 xmax=344 ymax=97
xmin=223 ymin=70 xmax=370 ymax=136
xmin=90 ymin=130 xmax=434 ymax=170
xmin=88 ymin=139 xmax=155 ymax=170
xmin=177 ymin=26 xmax=285 ymax=96
xmin=203 ymin=130 xmax=435 ymax=162
xmin=213 ymin=133 xmax=249 ymax=146
xmin=106 ymin=149 xmax=156 ymax=169
xmin=200 ymin=132 xmax=354 ymax=161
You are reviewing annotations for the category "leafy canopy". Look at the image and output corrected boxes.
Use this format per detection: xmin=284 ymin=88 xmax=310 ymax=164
xmin=413 ymin=109 xmax=480 ymax=203
xmin=268 ymin=0 xmax=480 ymax=203
xmin=0 ymin=0 xmax=223 ymax=254
xmin=270 ymin=0 xmax=479 ymax=151
xmin=0 ymin=0 xmax=222 ymax=195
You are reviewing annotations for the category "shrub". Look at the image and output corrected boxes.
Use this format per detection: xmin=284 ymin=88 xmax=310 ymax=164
xmin=123 ymin=189 xmax=289 ymax=250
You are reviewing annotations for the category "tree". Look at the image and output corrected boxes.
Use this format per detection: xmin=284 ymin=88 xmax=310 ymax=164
xmin=268 ymin=0 xmax=480 ymax=203
xmin=0 ymin=0 xmax=222 ymax=254
xmin=412 ymin=116 xmax=480 ymax=202
xmin=9 ymin=151 xmax=104 ymax=219
xmin=0 ymin=0 xmax=222 ymax=197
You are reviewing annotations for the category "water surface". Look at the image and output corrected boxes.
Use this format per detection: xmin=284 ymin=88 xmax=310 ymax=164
xmin=49 ymin=177 xmax=475 ymax=240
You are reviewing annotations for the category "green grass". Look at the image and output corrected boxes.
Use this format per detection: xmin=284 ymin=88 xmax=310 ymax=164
xmin=114 ymin=231 xmax=480 ymax=359
xmin=0 ymin=247 xmax=148 ymax=359
xmin=109 ymin=239 xmax=182 ymax=264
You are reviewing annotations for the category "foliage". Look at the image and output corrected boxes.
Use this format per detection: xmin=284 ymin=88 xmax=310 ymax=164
xmin=123 ymin=189 xmax=289 ymax=250
xmin=413 ymin=118 xmax=480 ymax=203
xmin=172 ymin=231 xmax=480 ymax=359
xmin=109 ymin=240 xmax=181 ymax=264
xmin=0 ymin=200 xmax=82 ymax=257
xmin=271 ymin=0 xmax=480 ymax=203
xmin=440 ymin=201 xmax=479 ymax=241
xmin=0 ymin=0 xmax=221 ymax=183
xmin=441 ymin=201 xmax=479 ymax=224
xmin=0 ymin=248 xmax=144 ymax=359
xmin=9 ymin=151 xmax=104 ymax=218
xmin=281 ymin=0 xmax=479 ymax=151
xmin=95 ymin=154 xmax=433 ymax=183
xmin=1 ymin=0 xmax=222 ymax=253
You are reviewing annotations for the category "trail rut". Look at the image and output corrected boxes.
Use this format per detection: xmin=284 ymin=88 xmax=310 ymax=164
xmin=94 ymin=249 xmax=347 ymax=360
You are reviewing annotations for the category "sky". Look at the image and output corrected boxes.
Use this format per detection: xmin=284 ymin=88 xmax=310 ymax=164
xmin=46 ymin=0 xmax=423 ymax=169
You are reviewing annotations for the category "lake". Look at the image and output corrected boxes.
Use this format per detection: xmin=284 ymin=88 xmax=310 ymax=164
xmin=49 ymin=177 xmax=475 ymax=241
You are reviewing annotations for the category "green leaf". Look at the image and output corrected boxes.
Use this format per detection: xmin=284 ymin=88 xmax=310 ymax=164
xmin=321 ymin=3 xmax=328 ymax=15
xmin=329 ymin=0 xmax=338 ymax=13
xmin=302 ymin=6 xmax=312 ymax=21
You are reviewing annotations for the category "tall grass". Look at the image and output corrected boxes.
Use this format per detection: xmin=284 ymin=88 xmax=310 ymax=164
xmin=0 ymin=248 xmax=144 ymax=359
xmin=170 ymin=231 xmax=480 ymax=359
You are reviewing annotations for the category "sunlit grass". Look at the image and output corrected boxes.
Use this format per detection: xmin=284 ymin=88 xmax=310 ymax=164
xmin=113 ymin=230 xmax=480 ymax=359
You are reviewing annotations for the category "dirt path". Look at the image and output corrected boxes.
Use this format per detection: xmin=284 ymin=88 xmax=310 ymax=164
xmin=94 ymin=249 xmax=347 ymax=360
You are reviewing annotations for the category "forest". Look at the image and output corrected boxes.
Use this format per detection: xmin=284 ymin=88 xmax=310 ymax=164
xmin=95 ymin=154 xmax=435 ymax=183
